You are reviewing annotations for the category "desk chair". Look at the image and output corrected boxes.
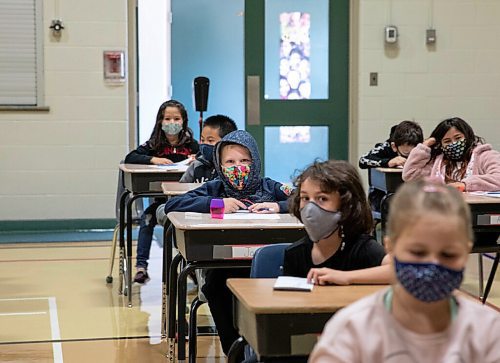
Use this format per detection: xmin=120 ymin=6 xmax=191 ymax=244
xmin=228 ymin=243 xmax=291 ymax=363
xmin=106 ymin=167 xmax=144 ymax=284
xmin=367 ymin=168 xmax=384 ymax=240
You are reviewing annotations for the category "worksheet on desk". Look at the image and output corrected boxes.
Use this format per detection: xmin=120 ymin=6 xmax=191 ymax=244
xmin=223 ymin=214 xmax=280 ymax=220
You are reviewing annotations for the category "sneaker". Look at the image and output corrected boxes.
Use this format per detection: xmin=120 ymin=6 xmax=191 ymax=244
xmin=134 ymin=268 xmax=149 ymax=284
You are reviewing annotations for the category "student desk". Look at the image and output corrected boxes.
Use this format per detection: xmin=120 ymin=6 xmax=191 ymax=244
xmin=164 ymin=212 xmax=305 ymax=363
xmin=370 ymin=167 xmax=404 ymax=193
xmin=159 ymin=182 xmax=202 ymax=315
xmin=117 ymin=163 xmax=188 ymax=307
xmin=227 ymin=278 xmax=386 ymax=362
xmin=463 ymin=193 xmax=500 ymax=303
xmin=369 ymin=167 xmax=403 ymax=235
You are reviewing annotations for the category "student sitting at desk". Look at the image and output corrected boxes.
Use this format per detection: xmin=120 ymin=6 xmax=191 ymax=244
xmin=309 ymin=180 xmax=500 ymax=363
xmin=359 ymin=120 xmax=423 ymax=212
xmin=124 ymin=99 xmax=199 ymax=284
xmin=284 ymin=160 xmax=391 ymax=285
xmin=163 ymin=130 xmax=292 ymax=356
xmin=403 ymin=117 xmax=500 ymax=192
xmin=180 ymin=114 xmax=237 ymax=183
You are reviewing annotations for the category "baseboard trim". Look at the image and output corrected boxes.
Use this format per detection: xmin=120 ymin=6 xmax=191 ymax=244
xmin=0 ymin=219 xmax=116 ymax=233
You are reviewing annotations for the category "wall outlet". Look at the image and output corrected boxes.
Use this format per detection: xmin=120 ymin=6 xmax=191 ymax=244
xmin=426 ymin=29 xmax=436 ymax=44
xmin=370 ymin=72 xmax=378 ymax=86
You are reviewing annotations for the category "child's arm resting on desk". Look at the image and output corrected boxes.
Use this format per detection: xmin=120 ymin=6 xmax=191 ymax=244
xmin=463 ymin=148 xmax=500 ymax=191
xmin=164 ymin=182 xmax=221 ymax=213
xmin=307 ymin=256 xmax=392 ymax=286
xmin=358 ymin=142 xmax=394 ymax=169
xmin=266 ymin=178 xmax=294 ymax=213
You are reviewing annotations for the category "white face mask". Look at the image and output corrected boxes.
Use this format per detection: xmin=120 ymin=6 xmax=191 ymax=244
xmin=299 ymin=202 xmax=342 ymax=242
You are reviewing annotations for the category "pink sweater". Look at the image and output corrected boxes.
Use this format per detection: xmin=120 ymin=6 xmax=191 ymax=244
xmin=402 ymin=143 xmax=500 ymax=191
xmin=309 ymin=289 xmax=500 ymax=363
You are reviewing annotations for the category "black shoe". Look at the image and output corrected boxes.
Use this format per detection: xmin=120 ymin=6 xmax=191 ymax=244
xmin=134 ymin=269 xmax=149 ymax=284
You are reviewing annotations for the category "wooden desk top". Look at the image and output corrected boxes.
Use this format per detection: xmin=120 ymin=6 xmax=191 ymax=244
xmin=375 ymin=167 xmax=403 ymax=173
xmin=227 ymin=278 xmax=386 ymax=314
xmin=120 ymin=163 xmax=189 ymax=173
xmin=167 ymin=212 xmax=303 ymax=230
xmin=463 ymin=193 xmax=500 ymax=205
xmin=161 ymin=182 xmax=202 ymax=196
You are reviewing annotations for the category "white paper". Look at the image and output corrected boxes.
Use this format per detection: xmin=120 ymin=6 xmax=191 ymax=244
xmin=469 ymin=191 xmax=500 ymax=198
xmin=273 ymin=276 xmax=313 ymax=291
xmin=184 ymin=212 xmax=202 ymax=219
xmin=223 ymin=214 xmax=280 ymax=220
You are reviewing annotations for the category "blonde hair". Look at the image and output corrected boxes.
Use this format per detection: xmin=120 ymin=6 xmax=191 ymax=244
xmin=387 ymin=179 xmax=473 ymax=242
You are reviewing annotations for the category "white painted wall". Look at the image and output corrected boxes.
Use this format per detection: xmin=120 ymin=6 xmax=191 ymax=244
xmin=0 ymin=0 xmax=128 ymax=220
xmin=357 ymin=0 xmax=500 ymax=175
xmin=1 ymin=0 xmax=499 ymax=222
xmin=138 ymin=0 xmax=170 ymax=145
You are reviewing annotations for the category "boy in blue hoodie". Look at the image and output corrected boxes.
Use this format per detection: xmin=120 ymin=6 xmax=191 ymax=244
xmin=163 ymin=130 xmax=292 ymax=355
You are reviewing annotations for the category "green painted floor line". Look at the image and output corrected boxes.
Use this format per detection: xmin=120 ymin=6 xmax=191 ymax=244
xmin=0 ymin=230 xmax=139 ymax=244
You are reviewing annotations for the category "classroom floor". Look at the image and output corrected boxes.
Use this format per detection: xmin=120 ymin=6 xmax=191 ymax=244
xmin=0 ymin=235 xmax=498 ymax=363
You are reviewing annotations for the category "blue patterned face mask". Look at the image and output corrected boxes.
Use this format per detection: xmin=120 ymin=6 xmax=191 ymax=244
xmin=394 ymin=257 xmax=464 ymax=303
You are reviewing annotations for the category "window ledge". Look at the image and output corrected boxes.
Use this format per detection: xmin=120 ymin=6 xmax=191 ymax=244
xmin=0 ymin=106 xmax=50 ymax=112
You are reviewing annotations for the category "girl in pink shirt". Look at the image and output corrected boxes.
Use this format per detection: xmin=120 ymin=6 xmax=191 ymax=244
xmin=402 ymin=117 xmax=500 ymax=191
xmin=309 ymin=179 xmax=500 ymax=363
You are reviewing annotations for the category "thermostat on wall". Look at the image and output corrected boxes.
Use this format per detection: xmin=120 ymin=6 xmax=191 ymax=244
xmin=385 ymin=25 xmax=398 ymax=44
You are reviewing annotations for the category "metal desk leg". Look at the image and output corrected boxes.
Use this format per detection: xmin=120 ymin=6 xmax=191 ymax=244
xmin=478 ymin=253 xmax=484 ymax=297
xmin=161 ymin=223 xmax=173 ymax=339
xmin=482 ymin=253 xmax=499 ymax=304
xmin=118 ymin=190 xmax=128 ymax=295
xmin=167 ymin=253 xmax=183 ymax=362
xmin=177 ymin=263 xmax=196 ymax=362
xmin=126 ymin=194 xmax=138 ymax=307
xmin=188 ymin=297 xmax=204 ymax=363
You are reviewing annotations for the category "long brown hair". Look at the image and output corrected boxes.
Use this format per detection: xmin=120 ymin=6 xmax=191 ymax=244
xmin=289 ymin=160 xmax=373 ymax=241
xmin=148 ymin=100 xmax=193 ymax=153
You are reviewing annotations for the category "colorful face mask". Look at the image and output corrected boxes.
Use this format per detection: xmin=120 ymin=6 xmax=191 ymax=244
xmin=299 ymin=202 xmax=342 ymax=242
xmin=394 ymin=257 xmax=464 ymax=303
xmin=162 ymin=122 xmax=183 ymax=136
xmin=222 ymin=164 xmax=251 ymax=190
xmin=199 ymin=144 xmax=215 ymax=163
xmin=442 ymin=138 xmax=466 ymax=160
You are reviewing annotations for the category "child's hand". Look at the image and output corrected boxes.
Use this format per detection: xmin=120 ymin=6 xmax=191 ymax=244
xmin=307 ymin=267 xmax=350 ymax=286
xmin=388 ymin=156 xmax=407 ymax=168
xmin=423 ymin=137 xmax=436 ymax=148
xmin=447 ymin=181 xmax=466 ymax=192
xmin=223 ymin=198 xmax=247 ymax=213
xmin=151 ymin=157 xmax=173 ymax=165
xmin=248 ymin=202 xmax=279 ymax=214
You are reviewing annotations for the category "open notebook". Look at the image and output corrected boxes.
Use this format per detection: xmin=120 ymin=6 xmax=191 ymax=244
xmin=273 ymin=276 xmax=314 ymax=292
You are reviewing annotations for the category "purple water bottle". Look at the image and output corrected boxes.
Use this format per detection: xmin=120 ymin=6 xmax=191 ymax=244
xmin=210 ymin=198 xmax=225 ymax=219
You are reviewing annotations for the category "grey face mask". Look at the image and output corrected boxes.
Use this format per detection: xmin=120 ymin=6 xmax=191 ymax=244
xmin=162 ymin=123 xmax=183 ymax=136
xmin=299 ymin=202 xmax=342 ymax=242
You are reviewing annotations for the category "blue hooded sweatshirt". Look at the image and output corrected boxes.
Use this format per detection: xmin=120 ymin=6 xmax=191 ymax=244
xmin=164 ymin=130 xmax=292 ymax=213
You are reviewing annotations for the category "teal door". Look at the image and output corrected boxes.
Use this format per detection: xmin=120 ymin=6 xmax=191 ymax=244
xmin=245 ymin=0 xmax=349 ymax=183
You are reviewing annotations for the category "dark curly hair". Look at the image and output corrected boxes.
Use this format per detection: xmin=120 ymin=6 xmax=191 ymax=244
xmin=289 ymin=160 xmax=373 ymax=240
